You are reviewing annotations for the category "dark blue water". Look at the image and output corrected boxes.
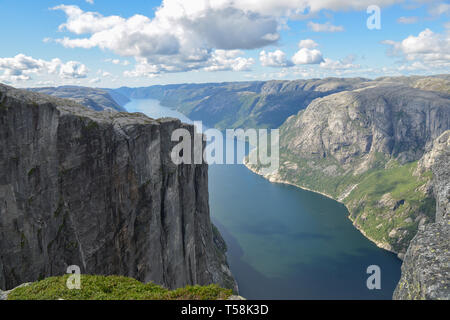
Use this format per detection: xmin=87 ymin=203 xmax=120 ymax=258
xmin=125 ymin=99 xmax=402 ymax=300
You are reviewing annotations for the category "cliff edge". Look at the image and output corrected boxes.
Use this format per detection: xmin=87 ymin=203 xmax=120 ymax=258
xmin=394 ymin=131 xmax=450 ymax=300
xmin=0 ymin=84 xmax=236 ymax=292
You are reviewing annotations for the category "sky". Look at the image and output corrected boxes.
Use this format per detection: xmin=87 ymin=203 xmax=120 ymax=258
xmin=0 ymin=0 xmax=449 ymax=88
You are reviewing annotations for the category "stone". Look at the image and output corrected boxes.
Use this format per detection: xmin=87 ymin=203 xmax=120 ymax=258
xmin=0 ymin=84 xmax=237 ymax=293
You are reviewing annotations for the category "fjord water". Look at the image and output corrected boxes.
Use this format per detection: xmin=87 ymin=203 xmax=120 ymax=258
xmin=125 ymin=99 xmax=402 ymax=300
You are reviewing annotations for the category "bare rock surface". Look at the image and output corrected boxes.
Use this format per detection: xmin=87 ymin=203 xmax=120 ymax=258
xmin=394 ymin=131 xmax=450 ymax=300
xmin=0 ymin=84 xmax=236 ymax=292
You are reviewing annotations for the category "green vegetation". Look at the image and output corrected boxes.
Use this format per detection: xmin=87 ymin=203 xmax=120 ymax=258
xmin=343 ymin=161 xmax=435 ymax=252
xmin=7 ymin=275 xmax=232 ymax=300
xmin=272 ymin=148 xmax=435 ymax=253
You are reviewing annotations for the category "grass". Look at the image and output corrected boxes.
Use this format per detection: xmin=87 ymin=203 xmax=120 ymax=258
xmin=7 ymin=275 xmax=233 ymax=300
xmin=343 ymin=161 xmax=435 ymax=251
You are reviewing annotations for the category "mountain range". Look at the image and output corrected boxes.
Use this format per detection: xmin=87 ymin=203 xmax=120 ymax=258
xmin=1 ymin=74 xmax=447 ymax=300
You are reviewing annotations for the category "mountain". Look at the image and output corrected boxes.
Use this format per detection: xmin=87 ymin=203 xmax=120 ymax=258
xmin=375 ymin=74 xmax=450 ymax=94
xmin=28 ymin=86 xmax=127 ymax=112
xmin=394 ymin=131 xmax=449 ymax=299
xmin=246 ymin=81 xmax=450 ymax=257
xmin=0 ymin=84 xmax=236 ymax=292
xmin=112 ymin=77 xmax=368 ymax=129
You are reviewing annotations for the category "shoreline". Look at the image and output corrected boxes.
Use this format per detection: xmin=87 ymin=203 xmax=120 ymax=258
xmin=243 ymin=161 xmax=401 ymax=259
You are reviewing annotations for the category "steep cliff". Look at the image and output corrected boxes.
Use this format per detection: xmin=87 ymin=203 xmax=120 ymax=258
xmin=0 ymin=84 xmax=236 ymax=292
xmin=247 ymin=83 xmax=450 ymax=256
xmin=394 ymin=131 xmax=450 ymax=300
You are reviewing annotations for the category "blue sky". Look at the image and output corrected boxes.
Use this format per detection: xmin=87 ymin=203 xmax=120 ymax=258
xmin=0 ymin=0 xmax=448 ymax=88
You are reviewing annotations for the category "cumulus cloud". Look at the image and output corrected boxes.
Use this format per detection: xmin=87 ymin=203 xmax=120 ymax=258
xmin=231 ymin=0 xmax=403 ymax=16
xmin=320 ymin=55 xmax=361 ymax=71
xmin=204 ymin=50 xmax=255 ymax=72
xmin=382 ymin=28 xmax=450 ymax=70
xmin=308 ymin=21 xmax=344 ymax=32
xmin=292 ymin=48 xmax=324 ymax=64
xmin=292 ymin=40 xmax=324 ymax=65
xmin=259 ymin=50 xmax=293 ymax=67
xmin=51 ymin=4 xmax=276 ymax=59
xmin=124 ymin=49 xmax=254 ymax=76
xmin=48 ymin=0 xmax=406 ymax=77
xmin=298 ymin=39 xmax=319 ymax=49
xmin=59 ymin=61 xmax=89 ymax=79
xmin=0 ymin=54 xmax=88 ymax=83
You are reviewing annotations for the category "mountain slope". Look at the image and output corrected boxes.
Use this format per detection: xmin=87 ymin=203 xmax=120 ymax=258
xmin=113 ymin=78 xmax=368 ymax=129
xmin=246 ymin=83 xmax=450 ymax=256
xmin=394 ymin=131 xmax=450 ymax=300
xmin=28 ymin=86 xmax=127 ymax=112
xmin=0 ymin=83 xmax=236 ymax=292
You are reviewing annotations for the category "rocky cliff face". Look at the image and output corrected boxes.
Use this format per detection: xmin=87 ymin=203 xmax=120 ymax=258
xmin=0 ymin=84 xmax=236 ymax=292
xmin=394 ymin=131 xmax=449 ymax=300
xmin=28 ymin=86 xmax=127 ymax=112
xmin=247 ymin=82 xmax=450 ymax=256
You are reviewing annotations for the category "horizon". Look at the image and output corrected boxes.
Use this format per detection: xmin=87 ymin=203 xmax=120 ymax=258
xmin=10 ymin=73 xmax=450 ymax=90
xmin=0 ymin=0 xmax=449 ymax=88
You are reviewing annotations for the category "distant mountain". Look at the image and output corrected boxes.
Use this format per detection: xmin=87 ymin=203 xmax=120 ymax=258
xmin=112 ymin=78 xmax=369 ymax=129
xmin=375 ymin=74 xmax=450 ymax=94
xmin=28 ymin=86 xmax=127 ymax=112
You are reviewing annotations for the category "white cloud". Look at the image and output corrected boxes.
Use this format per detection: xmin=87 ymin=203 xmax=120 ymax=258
xmin=320 ymin=55 xmax=361 ymax=71
xmin=298 ymin=39 xmax=319 ymax=49
xmin=383 ymin=28 xmax=450 ymax=70
xmin=86 ymin=0 xmax=94 ymax=4
xmin=59 ymin=61 xmax=89 ymax=79
xmin=292 ymin=48 xmax=324 ymax=64
xmin=308 ymin=21 xmax=344 ymax=32
xmin=204 ymin=50 xmax=255 ymax=72
xmin=51 ymin=4 xmax=278 ymax=61
xmin=48 ymin=1 xmax=406 ymax=77
xmin=291 ymin=39 xmax=324 ymax=65
xmin=259 ymin=50 xmax=293 ymax=67
xmin=0 ymin=54 xmax=89 ymax=83
xmin=428 ymin=2 xmax=450 ymax=16
xmin=397 ymin=16 xmax=419 ymax=24
xmin=105 ymin=58 xmax=130 ymax=66
xmin=231 ymin=0 xmax=403 ymax=16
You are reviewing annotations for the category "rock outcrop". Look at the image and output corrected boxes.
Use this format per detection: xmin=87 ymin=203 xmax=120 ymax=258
xmin=394 ymin=131 xmax=450 ymax=300
xmin=28 ymin=86 xmax=127 ymax=112
xmin=0 ymin=84 xmax=236 ymax=292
